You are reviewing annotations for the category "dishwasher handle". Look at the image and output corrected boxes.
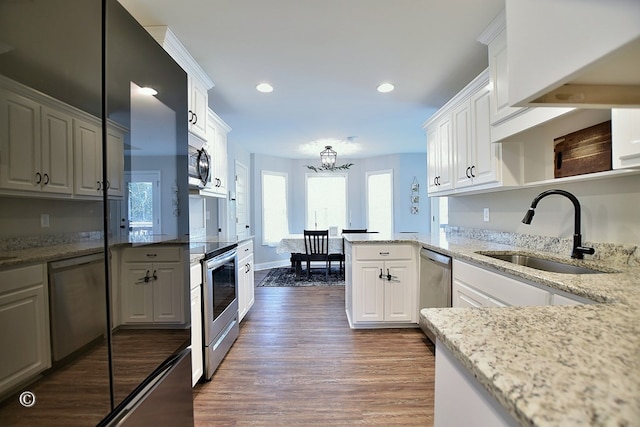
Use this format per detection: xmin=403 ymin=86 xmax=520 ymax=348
xmin=420 ymin=247 xmax=451 ymax=268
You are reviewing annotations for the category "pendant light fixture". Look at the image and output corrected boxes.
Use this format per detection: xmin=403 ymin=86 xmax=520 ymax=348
xmin=306 ymin=145 xmax=353 ymax=172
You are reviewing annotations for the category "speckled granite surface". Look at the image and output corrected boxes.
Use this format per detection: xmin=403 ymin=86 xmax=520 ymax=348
xmin=345 ymin=229 xmax=640 ymax=427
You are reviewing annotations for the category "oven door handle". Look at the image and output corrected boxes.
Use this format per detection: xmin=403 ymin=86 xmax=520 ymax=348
xmin=205 ymin=249 xmax=237 ymax=270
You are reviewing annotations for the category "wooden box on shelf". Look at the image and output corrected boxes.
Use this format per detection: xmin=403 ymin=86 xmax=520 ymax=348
xmin=553 ymin=120 xmax=612 ymax=178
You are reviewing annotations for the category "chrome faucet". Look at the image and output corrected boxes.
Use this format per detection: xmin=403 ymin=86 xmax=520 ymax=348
xmin=522 ymin=189 xmax=595 ymax=259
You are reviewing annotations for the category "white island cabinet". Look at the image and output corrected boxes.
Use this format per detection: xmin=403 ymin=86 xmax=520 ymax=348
xmin=345 ymin=242 xmax=417 ymax=328
xmin=0 ymin=264 xmax=51 ymax=396
xmin=120 ymin=246 xmax=185 ymax=325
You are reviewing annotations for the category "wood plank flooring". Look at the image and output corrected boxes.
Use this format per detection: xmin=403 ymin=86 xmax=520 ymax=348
xmin=193 ymin=285 xmax=436 ymax=426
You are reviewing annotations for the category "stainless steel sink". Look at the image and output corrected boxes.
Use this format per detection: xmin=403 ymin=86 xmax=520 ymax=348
xmin=476 ymin=252 xmax=609 ymax=274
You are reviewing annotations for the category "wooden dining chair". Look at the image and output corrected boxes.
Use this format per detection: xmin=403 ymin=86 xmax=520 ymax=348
xmin=329 ymin=229 xmax=368 ymax=275
xmin=303 ymin=230 xmax=330 ymax=280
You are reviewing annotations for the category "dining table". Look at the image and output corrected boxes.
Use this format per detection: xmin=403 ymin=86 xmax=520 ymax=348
xmin=275 ymin=234 xmax=344 ymax=255
xmin=276 ymin=234 xmax=344 ymax=279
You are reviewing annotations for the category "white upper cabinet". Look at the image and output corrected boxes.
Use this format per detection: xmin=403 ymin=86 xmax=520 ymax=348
xmin=478 ymin=12 xmax=573 ymax=143
xmin=188 ymin=75 xmax=209 ymax=141
xmin=204 ymin=109 xmax=231 ymax=198
xmin=145 ymin=26 xmax=214 ymax=142
xmin=506 ymin=0 xmax=640 ymax=107
xmin=454 ymin=77 xmax=500 ymax=189
xmin=612 ymin=109 xmax=640 ymax=169
xmin=426 ymin=113 xmax=454 ymax=195
xmin=424 ymin=69 xmax=519 ymax=196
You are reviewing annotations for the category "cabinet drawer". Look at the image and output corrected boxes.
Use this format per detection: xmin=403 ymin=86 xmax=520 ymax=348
xmin=0 ymin=263 xmax=45 ymax=294
xmin=453 ymin=260 xmax=549 ymax=306
xmin=123 ymin=246 xmax=181 ymax=262
xmin=354 ymin=244 xmax=413 ymax=261
xmin=238 ymin=239 xmax=253 ymax=257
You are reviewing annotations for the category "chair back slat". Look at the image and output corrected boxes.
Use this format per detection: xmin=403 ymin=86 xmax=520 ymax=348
xmin=304 ymin=230 xmax=329 ymax=255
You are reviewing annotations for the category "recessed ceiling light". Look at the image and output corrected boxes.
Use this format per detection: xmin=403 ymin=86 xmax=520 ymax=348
xmin=377 ymin=83 xmax=395 ymax=93
xmin=139 ymin=86 xmax=158 ymax=96
xmin=256 ymin=83 xmax=274 ymax=93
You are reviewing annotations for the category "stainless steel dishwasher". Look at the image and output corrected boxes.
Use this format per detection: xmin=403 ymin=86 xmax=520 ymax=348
xmin=48 ymin=252 xmax=107 ymax=363
xmin=419 ymin=247 xmax=452 ymax=343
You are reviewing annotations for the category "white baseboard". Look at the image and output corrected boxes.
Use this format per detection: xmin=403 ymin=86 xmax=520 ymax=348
xmin=255 ymin=260 xmax=290 ymax=271
xmin=254 ymin=260 xmax=341 ymax=271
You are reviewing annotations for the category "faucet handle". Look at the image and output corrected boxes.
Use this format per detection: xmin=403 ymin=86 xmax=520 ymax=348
xmin=573 ymin=245 xmax=595 ymax=259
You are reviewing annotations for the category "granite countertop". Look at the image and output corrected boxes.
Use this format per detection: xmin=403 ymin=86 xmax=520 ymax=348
xmin=0 ymin=234 xmax=252 ymax=270
xmin=344 ymin=231 xmax=640 ymax=427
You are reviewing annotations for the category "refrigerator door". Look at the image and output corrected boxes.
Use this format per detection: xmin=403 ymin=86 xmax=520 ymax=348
xmin=98 ymin=348 xmax=194 ymax=427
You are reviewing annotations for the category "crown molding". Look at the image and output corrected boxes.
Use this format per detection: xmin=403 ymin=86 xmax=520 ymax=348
xmin=477 ymin=9 xmax=506 ymax=46
xmin=144 ymin=25 xmax=215 ymax=89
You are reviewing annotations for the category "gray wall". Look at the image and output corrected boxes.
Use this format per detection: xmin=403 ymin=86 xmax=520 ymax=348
xmin=448 ymin=174 xmax=640 ymax=245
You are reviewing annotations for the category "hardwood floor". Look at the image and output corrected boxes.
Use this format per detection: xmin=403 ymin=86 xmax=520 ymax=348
xmin=193 ymin=285 xmax=436 ymax=426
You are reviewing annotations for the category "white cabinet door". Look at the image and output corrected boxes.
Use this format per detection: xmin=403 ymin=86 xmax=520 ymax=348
xmin=73 ymin=117 xmax=102 ymax=197
xmin=426 ymin=115 xmax=454 ymax=195
xmin=0 ymin=264 xmax=51 ymax=396
xmin=426 ymin=124 xmax=440 ymax=194
xmin=238 ymin=254 xmax=255 ymax=322
xmin=213 ymin=125 xmax=228 ymax=193
xmin=190 ymin=283 xmax=203 ymax=386
xmin=453 ymin=101 xmax=472 ymax=189
xmin=41 ymin=106 xmax=74 ymax=194
xmin=469 ymin=85 xmax=499 ymax=186
xmin=488 ymin=29 xmax=522 ymax=125
xmin=352 ymin=259 xmax=415 ymax=324
xmin=612 ymin=108 xmax=640 ymax=169
xmin=383 ymin=261 xmax=415 ymax=322
xmin=106 ymin=125 xmax=125 ymax=197
xmin=188 ymin=76 xmax=208 ymax=141
xmin=506 ymin=0 xmax=640 ymax=107
xmin=152 ymin=262 xmax=184 ymax=323
xmin=121 ymin=263 xmax=155 ymax=323
xmin=436 ymin=115 xmax=453 ymax=192
xmin=0 ymin=90 xmax=41 ymax=192
xmin=353 ymin=261 xmax=385 ymax=323
xmin=121 ymin=260 xmax=184 ymax=324
xmin=205 ymin=110 xmax=230 ymax=197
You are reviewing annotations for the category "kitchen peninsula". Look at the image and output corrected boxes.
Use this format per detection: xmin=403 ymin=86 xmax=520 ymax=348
xmin=343 ymin=229 xmax=640 ymax=427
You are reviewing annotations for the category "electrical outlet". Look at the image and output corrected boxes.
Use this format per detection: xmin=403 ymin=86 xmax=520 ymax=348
xmin=483 ymin=208 xmax=490 ymax=222
xmin=41 ymin=214 xmax=50 ymax=228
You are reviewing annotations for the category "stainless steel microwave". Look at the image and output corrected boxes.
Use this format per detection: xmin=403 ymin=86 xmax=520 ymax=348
xmin=188 ymin=144 xmax=211 ymax=188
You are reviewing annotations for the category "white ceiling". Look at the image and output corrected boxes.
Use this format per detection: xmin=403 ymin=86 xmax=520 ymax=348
xmin=119 ymin=0 xmax=504 ymax=160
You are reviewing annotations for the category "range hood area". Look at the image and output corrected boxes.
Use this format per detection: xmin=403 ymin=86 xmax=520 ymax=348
xmin=506 ymin=0 xmax=640 ymax=108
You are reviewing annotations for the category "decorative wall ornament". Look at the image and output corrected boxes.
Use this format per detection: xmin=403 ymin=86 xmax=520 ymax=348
xmin=306 ymin=145 xmax=354 ymax=172
xmin=410 ymin=176 xmax=419 ymax=214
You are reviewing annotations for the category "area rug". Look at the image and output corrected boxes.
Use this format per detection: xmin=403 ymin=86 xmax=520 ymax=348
xmin=258 ymin=267 xmax=344 ymax=287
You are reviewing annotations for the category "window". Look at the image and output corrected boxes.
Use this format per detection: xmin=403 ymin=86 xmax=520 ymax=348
xmin=366 ymin=170 xmax=393 ymax=234
xmin=125 ymin=171 xmax=161 ymax=238
xmin=262 ymin=171 xmax=289 ymax=245
xmin=306 ymin=174 xmax=347 ymax=231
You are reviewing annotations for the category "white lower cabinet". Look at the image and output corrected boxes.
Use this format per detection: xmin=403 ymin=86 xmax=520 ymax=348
xmin=0 ymin=264 xmax=51 ymax=396
xmin=453 ymin=259 xmax=550 ymax=307
xmin=237 ymin=239 xmax=255 ymax=322
xmin=435 ymin=339 xmax=519 ymax=427
xmin=346 ymin=243 xmax=417 ymax=327
xmin=120 ymin=247 xmax=185 ymax=324
xmin=189 ymin=262 xmax=203 ymax=386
